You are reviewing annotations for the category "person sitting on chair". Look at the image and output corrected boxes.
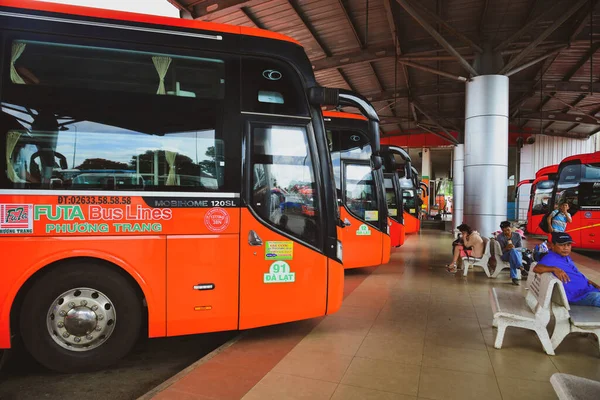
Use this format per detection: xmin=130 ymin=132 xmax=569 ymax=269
xmin=496 ymin=221 xmax=525 ymax=286
xmin=446 ymin=223 xmax=484 ymax=274
xmin=534 ymin=232 xmax=600 ymax=307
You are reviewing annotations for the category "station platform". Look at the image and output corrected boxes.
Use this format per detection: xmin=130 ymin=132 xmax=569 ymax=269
xmin=143 ymin=230 xmax=600 ymax=400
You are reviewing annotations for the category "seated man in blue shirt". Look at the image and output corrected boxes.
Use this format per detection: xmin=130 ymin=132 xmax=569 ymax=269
xmin=496 ymin=221 xmax=525 ymax=285
xmin=535 ymin=232 xmax=600 ymax=307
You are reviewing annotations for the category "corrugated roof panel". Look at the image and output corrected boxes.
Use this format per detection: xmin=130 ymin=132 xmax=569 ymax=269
xmin=171 ymin=0 xmax=600 ymax=138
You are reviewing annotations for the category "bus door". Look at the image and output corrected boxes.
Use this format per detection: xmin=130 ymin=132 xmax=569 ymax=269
xmin=339 ymin=160 xmax=384 ymax=268
xmin=385 ymin=173 xmax=404 ymax=247
xmin=515 ymin=179 xmax=533 ymax=221
xmin=527 ymin=178 xmax=554 ymax=235
xmin=239 ymin=118 xmax=328 ymax=329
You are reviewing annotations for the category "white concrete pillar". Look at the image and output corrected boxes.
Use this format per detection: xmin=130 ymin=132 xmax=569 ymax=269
xmin=452 ymin=144 xmax=464 ymax=231
xmin=464 ymin=75 xmax=509 ymax=237
xmin=421 ymin=148 xmax=431 ymax=213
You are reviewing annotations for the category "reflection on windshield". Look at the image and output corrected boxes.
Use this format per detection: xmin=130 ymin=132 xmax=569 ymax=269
xmin=531 ymin=187 xmax=553 ymax=215
xmin=4 ymin=103 xmax=223 ymax=191
xmin=251 ymin=125 xmax=320 ymax=247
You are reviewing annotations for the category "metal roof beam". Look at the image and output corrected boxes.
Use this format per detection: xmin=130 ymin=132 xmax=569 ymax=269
xmin=313 ymin=46 xmax=394 ymax=71
xmin=240 ymin=7 xmax=265 ymax=29
xmin=166 ymin=0 xmax=187 ymax=11
xmin=399 ymin=60 xmax=468 ymax=82
xmin=412 ymin=99 xmax=461 ymax=139
xmin=417 ymin=124 xmax=459 ymax=145
xmin=519 ymin=111 xmax=600 ymax=125
xmin=499 ymin=0 xmax=590 ymax=75
xmin=395 ymin=0 xmax=479 ymax=76
xmin=384 ymin=0 xmax=414 ymax=127
xmin=288 ymin=0 xmax=331 ymax=57
xmin=365 ymin=80 xmax=598 ymax=103
xmin=569 ymin=0 xmax=599 ymax=42
xmin=410 ymin=1 xmax=483 ymax=53
xmin=539 ymin=129 xmax=590 ymax=139
xmin=524 ymin=41 xmax=600 ymax=127
xmin=337 ymin=0 xmax=364 ymax=48
xmin=505 ymin=47 xmax=566 ymax=77
xmin=312 ymin=46 xmax=476 ymax=72
xmin=186 ymin=0 xmax=250 ymax=17
xmin=494 ymin=0 xmax=568 ymax=51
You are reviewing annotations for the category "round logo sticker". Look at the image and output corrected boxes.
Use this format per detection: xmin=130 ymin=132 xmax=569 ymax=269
xmin=204 ymin=208 xmax=230 ymax=232
xmin=585 ymin=211 xmax=593 ymax=219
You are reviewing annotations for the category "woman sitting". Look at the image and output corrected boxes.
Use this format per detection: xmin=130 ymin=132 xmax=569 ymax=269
xmin=446 ymin=223 xmax=484 ymax=273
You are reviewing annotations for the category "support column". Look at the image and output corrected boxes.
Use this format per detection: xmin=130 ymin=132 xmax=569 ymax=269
xmin=421 ymin=148 xmax=431 ymax=215
xmin=452 ymin=144 xmax=464 ymax=231
xmin=464 ymin=75 xmax=509 ymax=237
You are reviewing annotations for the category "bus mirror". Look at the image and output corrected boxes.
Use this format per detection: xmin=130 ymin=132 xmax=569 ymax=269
xmin=405 ymin=162 xmax=413 ymax=180
xmin=371 ymin=155 xmax=383 ymax=170
xmin=308 ymin=87 xmax=339 ymax=106
xmin=367 ymin=119 xmax=381 ymax=154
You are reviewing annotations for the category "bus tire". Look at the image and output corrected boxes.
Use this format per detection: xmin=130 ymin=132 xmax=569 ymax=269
xmin=19 ymin=261 xmax=142 ymax=373
xmin=0 ymin=349 xmax=9 ymax=374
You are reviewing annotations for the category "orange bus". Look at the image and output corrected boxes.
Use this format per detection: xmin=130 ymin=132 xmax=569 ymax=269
xmin=381 ymin=145 xmax=413 ymax=247
xmin=399 ymin=166 xmax=423 ymax=233
xmin=550 ymin=151 xmax=600 ymax=250
xmin=323 ymin=111 xmax=390 ymax=268
xmin=0 ymin=0 xmax=382 ymax=372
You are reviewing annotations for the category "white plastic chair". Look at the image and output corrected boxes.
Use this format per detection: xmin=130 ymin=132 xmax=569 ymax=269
xmin=490 ymin=272 xmax=559 ymax=355
xmin=461 ymin=237 xmax=491 ymax=277
xmin=490 ymin=238 xmax=522 ymax=279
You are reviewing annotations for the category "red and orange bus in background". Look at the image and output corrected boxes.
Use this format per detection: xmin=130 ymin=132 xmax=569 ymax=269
xmin=0 ymin=0 xmax=382 ymax=372
xmin=550 ymin=151 xmax=600 ymax=250
xmin=323 ymin=111 xmax=391 ymax=268
xmin=517 ymin=164 xmax=558 ymax=235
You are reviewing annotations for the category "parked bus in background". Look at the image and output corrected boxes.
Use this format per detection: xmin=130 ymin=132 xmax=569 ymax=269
xmin=0 ymin=0 xmax=383 ymax=372
xmin=400 ymin=166 xmax=423 ymax=233
xmin=323 ymin=111 xmax=390 ymax=268
xmin=380 ymin=145 xmax=413 ymax=247
xmin=517 ymin=164 xmax=558 ymax=235
xmin=550 ymin=151 xmax=600 ymax=250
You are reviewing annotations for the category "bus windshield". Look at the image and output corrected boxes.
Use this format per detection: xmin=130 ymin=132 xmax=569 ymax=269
xmin=531 ymin=180 xmax=555 ymax=216
xmin=385 ymin=177 xmax=398 ymax=218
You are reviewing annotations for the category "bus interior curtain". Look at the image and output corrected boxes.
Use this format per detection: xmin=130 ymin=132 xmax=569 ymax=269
xmin=165 ymin=150 xmax=177 ymax=185
xmin=10 ymin=42 xmax=26 ymax=84
xmin=6 ymin=130 xmax=25 ymax=182
xmin=152 ymin=56 xmax=172 ymax=95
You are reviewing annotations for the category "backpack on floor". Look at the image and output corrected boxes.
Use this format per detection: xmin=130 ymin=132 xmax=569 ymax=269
xmin=538 ymin=211 xmax=555 ymax=233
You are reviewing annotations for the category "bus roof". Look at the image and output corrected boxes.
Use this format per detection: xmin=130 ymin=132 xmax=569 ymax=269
xmin=322 ymin=111 xmax=368 ymax=121
xmin=535 ymin=164 xmax=558 ymax=178
xmin=532 ymin=175 xmax=551 ymax=185
xmin=560 ymin=150 xmax=600 ymax=166
xmin=0 ymin=0 xmax=301 ymax=46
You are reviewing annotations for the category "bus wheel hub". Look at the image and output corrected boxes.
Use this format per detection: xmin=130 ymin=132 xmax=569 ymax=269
xmin=47 ymin=288 xmax=116 ymax=352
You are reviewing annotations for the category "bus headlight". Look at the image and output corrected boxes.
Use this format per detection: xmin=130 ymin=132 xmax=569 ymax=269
xmin=336 ymin=240 xmax=343 ymax=261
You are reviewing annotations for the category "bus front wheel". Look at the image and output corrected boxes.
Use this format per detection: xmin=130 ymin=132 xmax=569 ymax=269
xmin=19 ymin=261 xmax=142 ymax=373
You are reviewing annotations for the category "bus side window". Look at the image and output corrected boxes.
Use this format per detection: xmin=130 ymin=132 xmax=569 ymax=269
xmin=580 ymin=182 xmax=600 ymax=207
xmin=2 ymin=39 xmax=230 ymax=192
